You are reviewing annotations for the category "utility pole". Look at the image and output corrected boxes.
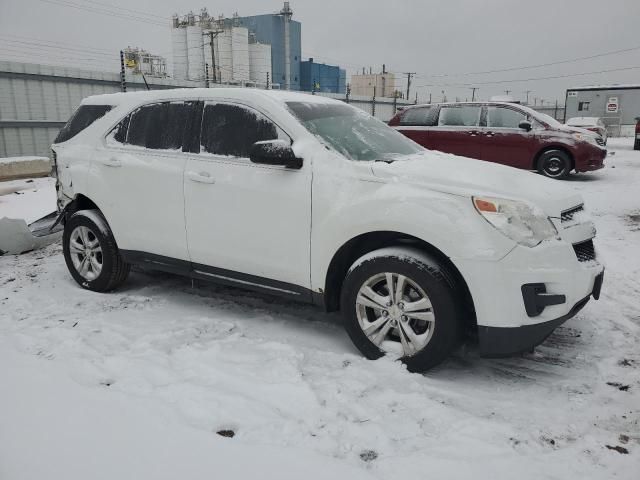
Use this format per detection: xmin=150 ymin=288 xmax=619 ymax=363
xmin=469 ymin=87 xmax=478 ymax=101
xmin=204 ymin=25 xmax=223 ymax=84
xmin=346 ymin=83 xmax=351 ymax=104
xmin=403 ymin=72 xmax=416 ymax=103
xmin=524 ymin=90 xmax=532 ymax=105
xmin=504 ymin=89 xmax=511 ymax=96
xmin=266 ymin=72 xmax=270 ymax=90
xmin=119 ymin=50 xmax=127 ymax=92
xmin=372 ymin=85 xmax=376 ymax=117
xmin=205 ymin=63 xmax=210 ymax=88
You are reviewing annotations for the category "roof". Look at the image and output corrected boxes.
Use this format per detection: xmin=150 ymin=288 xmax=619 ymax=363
xmin=568 ymin=84 xmax=640 ymax=92
xmin=81 ymin=88 xmax=342 ymax=107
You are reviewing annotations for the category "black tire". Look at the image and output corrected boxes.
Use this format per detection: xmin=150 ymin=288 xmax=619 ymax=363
xmin=63 ymin=210 xmax=130 ymax=292
xmin=340 ymin=247 xmax=462 ymax=372
xmin=634 ymin=139 xmax=640 ymax=151
xmin=537 ymin=149 xmax=572 ymax=179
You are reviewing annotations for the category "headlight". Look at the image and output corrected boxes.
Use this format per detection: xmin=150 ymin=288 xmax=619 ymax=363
xmin=572 ymin=132 xmax=599 ymax=146
xmin=473 ymin=196 xmax=558 ymax=247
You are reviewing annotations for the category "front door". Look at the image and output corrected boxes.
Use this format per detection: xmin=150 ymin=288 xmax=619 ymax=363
xmin=428 ymin=104 xmax=484 ymax=158
xmin=90 ymin=101 xmax=196 ymax=261
xmin=478 ymin=105 xmax=536 ymax=169
xmin=184 ymin=101 xmax=312 ymax=293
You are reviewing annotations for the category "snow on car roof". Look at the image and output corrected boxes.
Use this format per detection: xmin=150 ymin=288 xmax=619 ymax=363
xmin=81 ymin=88 xmax=343 ymax=108
xmin=566 ymin=117 xmax=600 ymax=125
xmin=568 ymin=84 xmax=640 ymax=91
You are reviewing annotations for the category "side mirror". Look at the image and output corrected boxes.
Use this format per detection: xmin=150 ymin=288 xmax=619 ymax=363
xmin=519 ymin=120 xmax=532 ymax=132
xmin=249 ymin=140 xmax=302 ymax=169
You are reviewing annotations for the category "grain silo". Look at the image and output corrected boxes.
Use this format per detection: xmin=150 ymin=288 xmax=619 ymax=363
xmin=186 ymin=14 xmax=205 ymax=82
xmin=232 ymin=26 xmax=250 ymax=83
xmin=171 ymin=15 xmax=188 ymax=80
xmin=249 ymin=42 xmax=271 ymax=87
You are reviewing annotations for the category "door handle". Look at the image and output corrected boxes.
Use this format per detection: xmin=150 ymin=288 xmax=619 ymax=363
xmin=99 ymin=157 xmax=122 ymax=167
xmin=186 ymin=171 xmax=216 ymax=184
xmin=484 ymin=131 xmax=495 ymax=137
xmin=469 ymin=130 xmax=480 ymax=136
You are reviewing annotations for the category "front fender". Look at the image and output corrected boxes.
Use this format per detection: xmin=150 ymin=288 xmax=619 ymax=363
xmin=310 ymin=171 xmax=515 ymax=292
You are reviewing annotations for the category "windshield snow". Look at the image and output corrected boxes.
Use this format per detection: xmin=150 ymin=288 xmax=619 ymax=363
xmin=287 ymin=102 xmax=423 ymax=162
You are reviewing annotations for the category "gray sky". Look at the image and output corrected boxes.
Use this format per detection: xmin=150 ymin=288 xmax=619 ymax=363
xmin=1 ymin=0 xmax=639 ymax=104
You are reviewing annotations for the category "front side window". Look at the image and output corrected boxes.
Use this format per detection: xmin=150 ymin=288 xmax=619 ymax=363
xmin=487 ymin=106 xmax=528 ymax=129
xmin=201 ymin=103 xmax=285 ymax=157
xmin=55 ymin=104 xmax=112 ymax=143
xmin=287 ymin=101 xmax=422 ymax=162
xmin=127 ymin=102 xmax=194 ymax=150
xmin=437 ymin=106 xmax=481 ymax=127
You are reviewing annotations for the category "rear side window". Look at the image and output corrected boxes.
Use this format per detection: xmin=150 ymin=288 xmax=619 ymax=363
xmin=400 ymin=106 xmax=431 ymax=126
xmin=437 ymin=106 xmax=481 ymax=127
xmin=487 ymin=106 xmax=528 ymax=129
xmin=126 ymin=102 xmax=194 ymax=150
xmin=55 ymin=105 xmax=112 ymax=143
xmin=200 ymin=103 xmax=285 ymax=157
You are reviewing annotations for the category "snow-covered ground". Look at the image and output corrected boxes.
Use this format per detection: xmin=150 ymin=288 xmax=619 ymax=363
xmin=1 ymin=140 xmax=638 ymax=479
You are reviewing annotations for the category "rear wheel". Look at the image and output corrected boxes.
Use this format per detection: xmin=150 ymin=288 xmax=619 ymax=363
xmin=63 ymin=210 xmax=130 ymax=292
xmin=537 ymin=150 xmax=572 ymax=179
xmin=634 ymin=138 xmax=640 ymax=151
xmin=340 ymin=247 xmax=462 ymax=372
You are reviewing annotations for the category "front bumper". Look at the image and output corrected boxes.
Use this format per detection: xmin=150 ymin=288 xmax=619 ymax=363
xmin=575 ymin=145 xmax=606 ymax=172
xmin=478 ymin=270 xmax=603 ymax=357
xmin=455 ymin=235 xmax=604 ymax=356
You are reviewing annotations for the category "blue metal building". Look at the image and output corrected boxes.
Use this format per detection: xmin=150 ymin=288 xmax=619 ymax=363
xmin=300 ymin=58 xmax=346 ymax=94
xmin=234 ymin=13 xmax=301 ymax=91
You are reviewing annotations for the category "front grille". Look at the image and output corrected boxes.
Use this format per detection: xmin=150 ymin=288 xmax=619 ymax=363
xmin=573 ymin=239 xmax=596 ymax=262
xmin=561 ymin=205 xmax=584 ymax=223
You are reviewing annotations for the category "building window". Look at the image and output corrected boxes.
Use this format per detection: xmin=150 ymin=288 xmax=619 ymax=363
xmin=578 ymin=101 xmax=590 ymax=112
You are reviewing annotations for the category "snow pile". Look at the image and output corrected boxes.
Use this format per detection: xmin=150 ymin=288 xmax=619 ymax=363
xmin=1 ymin=140 xmax=639 ymax=479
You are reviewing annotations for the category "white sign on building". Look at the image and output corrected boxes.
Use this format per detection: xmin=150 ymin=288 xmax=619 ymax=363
xmin=607 ymin=97 xmax=619 ymax=113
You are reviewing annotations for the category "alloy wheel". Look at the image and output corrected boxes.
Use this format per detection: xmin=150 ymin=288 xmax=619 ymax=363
xmin=355 ymin=272 xmax=435 ymax=358
xmin=69 ymin=225 xmax=103 ymax=281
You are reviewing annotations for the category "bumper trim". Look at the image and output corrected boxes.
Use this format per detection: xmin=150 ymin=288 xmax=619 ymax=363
xmin=478 ymin=295 xmax=591 ymax=358
xmin=521 ymin=283 xmax=566 ymax=317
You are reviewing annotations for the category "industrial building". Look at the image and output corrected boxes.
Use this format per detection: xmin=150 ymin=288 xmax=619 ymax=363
xmin=122 ymin=47 xmax=167 ymax=78
xmin=300 ymin=58 xmax=346 ymax=94
xmin=350 ymin=69 xmax=398 ymax=98
xmin=565 ymin=84 xmax=640 ymax=136
xmin=171 ymin=10 xmax=263 ymax=86
xmin=233 ymin=2 xmax=301 ymax=90
xmin=171 ymin=2 xmax=301 ymax=90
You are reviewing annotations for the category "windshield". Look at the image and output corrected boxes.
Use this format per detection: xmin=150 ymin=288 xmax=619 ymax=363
xmin=515 ymin=104 xmax=563 ymax=128
xmin=287 ymin=102 xmax=423 ymax=162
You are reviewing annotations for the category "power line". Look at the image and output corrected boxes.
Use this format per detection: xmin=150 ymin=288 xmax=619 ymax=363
xmin=414 ymin=65 xmax=640 ymax=88
xmin=35 ymin=0 xmax=168 ymax=27
xmin=414 ymin=44 xmax=640 ymax=79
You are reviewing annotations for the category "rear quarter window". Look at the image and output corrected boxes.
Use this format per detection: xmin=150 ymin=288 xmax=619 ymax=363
xmin=400 ymin=106 xmax=432 ymax=126
xmin=55 ymin=105 xmax=112 ymax=143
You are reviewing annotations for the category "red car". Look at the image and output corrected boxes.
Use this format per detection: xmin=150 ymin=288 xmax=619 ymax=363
xmin=389 ymin=102 xmax=607 ymax=179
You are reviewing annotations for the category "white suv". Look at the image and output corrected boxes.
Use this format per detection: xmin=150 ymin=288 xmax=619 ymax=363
xmin=52 ymin=89 xmax=604 ymax=371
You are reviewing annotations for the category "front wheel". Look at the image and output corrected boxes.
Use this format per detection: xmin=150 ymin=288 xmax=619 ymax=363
xmin=63 ymin=210 xmax=130 ymax=292
xmin=340 ymin=247 xmax=462 ymax=372
xmin=537 ymin=150 xmax=572 ymax=179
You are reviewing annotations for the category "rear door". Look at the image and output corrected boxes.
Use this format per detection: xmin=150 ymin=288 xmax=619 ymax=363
xmin=91 ymin=101 xmax=196 ymax=261
xmin=183 ymin=101 xmax=312 ymax=291
xmin=429 ymin=104 xmax=483 ymax=158
xmin=478 ymin=105 xmax=536 ymax=169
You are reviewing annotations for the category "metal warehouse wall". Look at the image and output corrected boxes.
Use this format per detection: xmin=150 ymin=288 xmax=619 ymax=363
xmin=0 ymin=61 xmax=411 ymax=158
xmin=0 ymin=61 xmax=203 ymax=158
xmin=565 ymin=87 xmax=640 ymax=136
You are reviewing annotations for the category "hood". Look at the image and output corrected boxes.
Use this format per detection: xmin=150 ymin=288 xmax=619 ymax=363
xmin=372 ymin=151 xmax=583 ymax=216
